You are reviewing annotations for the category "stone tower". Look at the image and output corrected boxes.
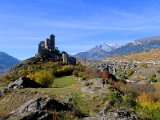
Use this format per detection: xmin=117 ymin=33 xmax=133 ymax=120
xmin=38 ymin=41 xmax=45 ymax=55
xmin=44 ymin=34 xmax=55 ymax=51
xmin=50 ymin=34 xmax=55 ymax=50
xmin=62 ymin=52 xmax=68 ymax=64
xmin=38 ymin=34 xmax=55 ymax=55
xmin=45 ymin=38 xmax=50 ymax=49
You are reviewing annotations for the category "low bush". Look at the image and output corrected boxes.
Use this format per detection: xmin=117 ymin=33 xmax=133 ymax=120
xmin=107 ymin=91 xmax=120 ymax=104
xmin=27 ymin=70 xmax=54 ymax=87
xmin=122 ymin=93 xmax=136 ymax=107
xmin=136 ymin=93 xmax=160 ymax=119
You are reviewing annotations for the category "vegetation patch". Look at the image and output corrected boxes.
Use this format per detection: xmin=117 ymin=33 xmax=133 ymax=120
xmin=52 ymin=75 xmax=77 ymax=88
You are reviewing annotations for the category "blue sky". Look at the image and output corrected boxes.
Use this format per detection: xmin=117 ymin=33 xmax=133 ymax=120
xmin=1 ymin=0 xmax=160 ymax=60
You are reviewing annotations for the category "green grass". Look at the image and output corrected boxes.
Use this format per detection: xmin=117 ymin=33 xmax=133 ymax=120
xmin=52 ymin=75 xmax=77 ymax=88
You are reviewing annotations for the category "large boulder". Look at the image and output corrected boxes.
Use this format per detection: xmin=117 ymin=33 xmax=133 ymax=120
xmin=7 ymin=76 xmax=45 ymax=89
xmin=7 ymin=97 xmax=70 ymax=120
xmin=0 ymin=77 xmax=45 ymax=97
xmin=16 ymin=97 xmax=69 ymax=115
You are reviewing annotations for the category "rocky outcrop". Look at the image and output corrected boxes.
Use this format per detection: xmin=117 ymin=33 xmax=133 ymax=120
xmin=16 ymin=97 xmax=69 ymax=115
xmin=83 ymin=108 xmax=139 ymax=120
xmin=7 ymin=97 xmax=70 ymax=120
xmin=80 ymin=78 xmax=111 ymax=94
xmin=6 ymin=96 xmax=87 ymax=120
xmin=7 ymin=111 xmax=53 ymax=120
xmin=7 ymin=76 xmax=45 ymax=89
xmin=0 ymin=77 xmax=45 ymax=97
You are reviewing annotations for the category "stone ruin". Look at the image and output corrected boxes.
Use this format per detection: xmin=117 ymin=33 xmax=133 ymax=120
xmin=38 ymin=34 xmax=55 ymax=55
xmin=37 ymin=34 xmax=76 ymax=65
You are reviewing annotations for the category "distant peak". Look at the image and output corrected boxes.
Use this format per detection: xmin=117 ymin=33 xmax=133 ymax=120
xmin=90 ymin=43 xmax=121 ymax=52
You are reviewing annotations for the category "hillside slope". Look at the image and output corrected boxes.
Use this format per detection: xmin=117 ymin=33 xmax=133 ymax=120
xmin=106 ymin=36 xmax=160 ymax=57
xmin=106 ymin=48 xmax=160 ymax=62
xmin=0 ymin=52 xmax=19 ymax=75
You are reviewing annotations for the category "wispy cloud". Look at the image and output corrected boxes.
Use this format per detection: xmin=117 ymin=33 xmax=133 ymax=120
xmin=1 ymin=0 xmax=160 ymax=59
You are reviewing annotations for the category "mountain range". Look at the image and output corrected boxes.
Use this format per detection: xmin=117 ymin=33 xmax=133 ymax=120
xmin=74 ymin=43 xmax=120 ymax=60
xmin=74 ymin=36 xmax=160 ymax=60
xmin=0 ymin=52 xmax=19 ymax=75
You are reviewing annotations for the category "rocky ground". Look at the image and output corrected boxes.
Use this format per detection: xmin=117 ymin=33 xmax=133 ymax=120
xmin=0 ymin=76 xmax=139 ymax=120
xmin=79 ymin=78 xmax=139 ymax=120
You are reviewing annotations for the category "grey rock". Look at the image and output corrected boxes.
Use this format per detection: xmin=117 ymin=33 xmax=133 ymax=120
xmin=98 ymin=104 xmax=111 ymax=117
xmin=84 ymin=108 xmax=139 ymax=120
xmin=18 ymin=111 xmax=53 ymax=120
xmin=0 ymin=87 xmax=9 ymax=97
xmin=7 ymin=111 xmax=53 ymax=120
xmin=0 ymin=77 xmax=45 ymax=97
xmin=7 ymin=76 xmax=45 ymax=89
xmin=16 ymin=97 xmax=68 ymax=115
xmin=7 ymin=97 xmax=70 ymax=120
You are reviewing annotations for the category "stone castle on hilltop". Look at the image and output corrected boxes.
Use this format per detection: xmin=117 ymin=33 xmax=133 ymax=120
xmin=38 ymin=34 xmax=55 ymax=55
xmin=37 ymin=34 xmax=76 ymax=65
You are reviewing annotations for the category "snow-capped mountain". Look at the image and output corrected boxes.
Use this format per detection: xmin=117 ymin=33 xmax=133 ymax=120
xmin=74 ymin=43 xmax=120 ymax=60
xmin=74 ymin=36 xmax=160 ymax=60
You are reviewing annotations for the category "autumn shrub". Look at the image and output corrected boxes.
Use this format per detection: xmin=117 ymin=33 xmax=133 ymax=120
xmin=136 ymin=93 xmax=160 ymax=119
xmin=85 ymin=68 xmax=101 ymax=78
xmin=107 ymin=91 xmax=120 ymax=104
xmin=74 ymin=63 xmax=85 ymax=71
xmin=18 ymin=69 xmax=28 ymax=77
xmin=61 ymin=65 xmax=74 ymax=74
xmin=77 ymin=72 xmax=85 ymax=78
xmin=56 ymin=65 xmax=74 ymax=76
xmin=27 ymin=70 xmax=54 ymax=87
xmin=149 ymin=107 xmax=160 ymax=120
xmin=72 ymin=93 xmax=90 ymax=115
xmin=122 ymin=93 xmax=136 ymax=107
xmin=27 ymin=65 xmax=41 ymax=73
xmin=121 ymin=83 xmax=154 ymax=96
